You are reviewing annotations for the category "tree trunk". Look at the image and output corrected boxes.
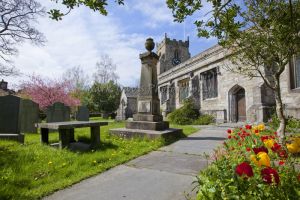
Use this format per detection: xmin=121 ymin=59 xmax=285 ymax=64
xmin=274 ymin=80 xmax=286 ymax=143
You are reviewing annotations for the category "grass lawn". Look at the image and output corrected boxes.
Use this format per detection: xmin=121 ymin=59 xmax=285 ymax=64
xmin=0 ymin=120 xmax=198 ymax=200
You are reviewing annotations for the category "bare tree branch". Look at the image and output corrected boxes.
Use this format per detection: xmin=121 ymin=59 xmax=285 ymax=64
xmin=0 ymin=0 xmax=45 ymax=77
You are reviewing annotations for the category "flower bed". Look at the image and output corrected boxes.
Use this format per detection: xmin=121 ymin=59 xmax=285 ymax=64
xmin=196 ymin=124 xmax=300 ymax=199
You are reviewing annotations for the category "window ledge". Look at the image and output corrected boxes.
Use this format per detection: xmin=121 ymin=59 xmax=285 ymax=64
xmin=203 ymin=97 xmax=218 ymax=101
xmin=291 ymin=88 xmax=300 ymax=93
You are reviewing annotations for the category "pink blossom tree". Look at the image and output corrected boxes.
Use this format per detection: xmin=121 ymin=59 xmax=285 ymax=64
xmin=21 ymin=75 xmax=80 ymax=110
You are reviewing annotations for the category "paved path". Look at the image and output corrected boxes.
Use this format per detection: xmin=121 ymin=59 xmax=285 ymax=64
xmin=45 ymin=126 xmax=228 ymax=200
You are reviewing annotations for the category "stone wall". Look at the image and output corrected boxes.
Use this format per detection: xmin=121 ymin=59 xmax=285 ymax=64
xmin=158 ymin=39 xmax=300 ymax=123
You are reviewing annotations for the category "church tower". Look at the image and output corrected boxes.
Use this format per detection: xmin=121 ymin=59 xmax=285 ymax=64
xmin=157 ymin=34 xmax=191 ymax=74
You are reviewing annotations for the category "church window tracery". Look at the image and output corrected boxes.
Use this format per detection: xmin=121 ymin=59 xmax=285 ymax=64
xmin=201 ymin=68 xmax=218 ymax=100
xmin=178 ymin=78 xmax=189 ymax=102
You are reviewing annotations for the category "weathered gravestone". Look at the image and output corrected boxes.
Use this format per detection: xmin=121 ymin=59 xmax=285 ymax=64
xmin=46 ymin=102 xmax=70 ymax=123
xmin=76 ymin=106 xmax=89 ymax=121
xmin=20 ymin=99 xmax=39 ymax=133
xmin=0 ymin=95 xmax=25 ymax=143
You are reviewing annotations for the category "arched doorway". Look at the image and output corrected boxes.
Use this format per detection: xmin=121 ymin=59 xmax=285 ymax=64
xmin=228 ymin=85 xmax=246 ymax=122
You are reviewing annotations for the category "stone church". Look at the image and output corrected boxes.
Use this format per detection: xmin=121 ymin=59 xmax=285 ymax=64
xmin=157 ymin=35 xmax=300 ymax=123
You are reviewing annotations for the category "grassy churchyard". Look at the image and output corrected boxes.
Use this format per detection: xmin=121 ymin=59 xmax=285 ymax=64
xmin=0 ymin=119 xmax=198 ymax=200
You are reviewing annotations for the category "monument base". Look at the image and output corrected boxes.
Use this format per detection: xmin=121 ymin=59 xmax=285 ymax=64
xmin=126 ymin=121 xmax=169 ymax=131
xmin=133 ymin=114 xmax=163 ymax=122
xmin=109 ymin=128 xmax=183 ymax=139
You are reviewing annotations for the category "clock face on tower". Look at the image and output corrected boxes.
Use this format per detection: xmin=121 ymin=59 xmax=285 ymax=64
xmin=172 ymin=57 xmax=181 ymax=66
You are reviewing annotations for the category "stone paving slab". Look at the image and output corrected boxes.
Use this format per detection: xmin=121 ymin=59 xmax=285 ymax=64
xmin=160 ymin=129 xmax=227 ymax=155
xmin=44 ymin=126 xmax=230 ymax=200
xmin=45 ymin=165 xmax=196 ymax=200
xmin=126 ymin=151 xmax=211 ymax=176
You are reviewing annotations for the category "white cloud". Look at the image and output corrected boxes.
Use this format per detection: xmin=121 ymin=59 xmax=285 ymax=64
xmin=6 ymin=0 xmax=149 ymax=87
xmin=129 ymin=0 xmax=175 ymax=28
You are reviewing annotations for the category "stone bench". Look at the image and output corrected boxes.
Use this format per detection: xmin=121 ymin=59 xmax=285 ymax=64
xmin=36 ymin=121 xmax=108 ymax=149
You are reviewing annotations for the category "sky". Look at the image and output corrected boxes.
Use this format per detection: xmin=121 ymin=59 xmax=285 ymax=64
xmin=5 ymin=0 xmax=217 ymax=88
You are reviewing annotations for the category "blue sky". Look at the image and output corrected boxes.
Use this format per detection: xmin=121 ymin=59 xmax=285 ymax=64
xmin=7 ymin=0 xmax=217 ymax=88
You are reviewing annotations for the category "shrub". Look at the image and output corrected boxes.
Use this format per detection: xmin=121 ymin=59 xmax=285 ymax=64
xmin=167 ymin=99 xmax=199 ymax=125
xmin=269 ymin=114 xmax=300 ymax=134
xmin=196 ymin=124 xmax=300 ymax=199
xmin=193 ymin=114 xmax=215 ymax=125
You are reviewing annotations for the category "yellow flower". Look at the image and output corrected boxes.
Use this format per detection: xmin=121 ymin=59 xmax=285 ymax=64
xmin=48 ymin=161 xmax=53 ymax=165
xmin=292 ymin=137 xmax=300 ymax=146
xmin=287 ymin=143 xmax=300 ymax=154
xmin=250 ymin=152 xmax=270 ymax=167
xmin=264 ymin=139 xmax=275 ymax=149
xmin=93 ymin=160 xmax=97 ymax=164
xmin=250 ymin=155 xmax=259 ymax=166
xmin=258 ymin=124 xmax=265 ymax=131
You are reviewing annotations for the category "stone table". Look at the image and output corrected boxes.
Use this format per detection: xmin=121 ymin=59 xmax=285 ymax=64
xmin=36 ymin=121 xmax=108 ymax=149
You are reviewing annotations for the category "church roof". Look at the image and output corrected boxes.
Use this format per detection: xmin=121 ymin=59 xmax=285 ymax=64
xmin=123 ymin=87 xmax=139 ymax=97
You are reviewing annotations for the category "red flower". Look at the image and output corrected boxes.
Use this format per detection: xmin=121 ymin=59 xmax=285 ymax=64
xmin=261 ymin=136 xmax=269 ymax=142
xmin=236 ymin=162 xmax=254 ymax=178
xmin=274 ymin=132 xmax=277 ymax=136
xmin=261 ymin=167 xmax=280 ymax=185
xmin=253 ymin=146 xmax=269 ymax=154
xmin=271 ymin=143 xmax=282 ymax=152
xmin=255 ymin=129 xmax=259 ymax=134
xmin=228 ymin=135 xmax=232 ymax=139
xmin=279 ymin=161 xmax=285 ymax=166
xmin=227 ymin=129 xmax=232 ymax=134
xmin=245 ymin=124 xmax=252 ymax=130
xmin=246 ymin=147 xmax=251 ymax=152
xmin=278 ymin=150 xmax=288 ymax=159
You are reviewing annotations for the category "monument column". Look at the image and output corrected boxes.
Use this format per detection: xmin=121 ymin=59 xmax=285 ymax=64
xmin=133 ymin=38 xmax=163 ymax=122
xmin=110 ymin=38 xmax=182 ymax=138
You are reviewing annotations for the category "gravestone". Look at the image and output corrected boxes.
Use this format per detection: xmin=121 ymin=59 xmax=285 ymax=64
xmin=20 ymin=99 xmax=39 ymax=133
xmin=46 ymin=102 xmax=70 ymax=123
xmin=76 ymin=106 xmax=89 ymax=121
xmin=110 ymin=38 xmax=182 ymax=139
xmin=0 ymin=95 xmax=24 ymax=143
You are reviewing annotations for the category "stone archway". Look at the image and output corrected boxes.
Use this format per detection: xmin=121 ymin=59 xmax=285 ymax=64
xmin=228 ymin=85 xmax=246 ymax=122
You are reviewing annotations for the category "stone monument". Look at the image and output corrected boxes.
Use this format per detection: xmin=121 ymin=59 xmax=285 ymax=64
xmin=110 ymin=38 xmax=182 ymax=139
xmin=0 ymin=95 xmax=25 ymax=143
xmin=46 ymin=102 xmax=70 ymax=123
xmin=76 ymin=105 xmax=89 ymax=121
xmin=20 ymin=99 xmax=39 ymax=133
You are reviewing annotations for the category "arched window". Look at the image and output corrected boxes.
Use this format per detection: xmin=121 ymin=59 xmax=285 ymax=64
xmin=174 ymin=49 xmax=179 ymax=59
xmin=200 ymin=68 xmax=218 ymax=100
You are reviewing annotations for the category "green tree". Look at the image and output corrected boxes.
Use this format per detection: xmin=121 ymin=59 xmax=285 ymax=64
xmin=48 ymin=0 xmax=124 ymax=20
xmin=89 ymin=80 xmax=121 ymax=117
xmin=167 ymin=0 xmax=300 ymax=141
